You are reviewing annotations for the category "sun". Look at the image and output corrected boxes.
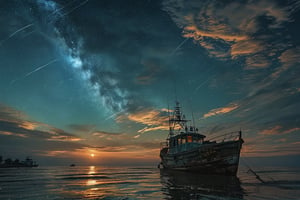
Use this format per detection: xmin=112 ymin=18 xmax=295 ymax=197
xmin=90 ymin=153 xmax=95 ymax=158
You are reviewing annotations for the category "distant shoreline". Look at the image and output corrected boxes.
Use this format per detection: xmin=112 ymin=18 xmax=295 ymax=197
xmin=0 ymin=156 xmax=38 ymax=168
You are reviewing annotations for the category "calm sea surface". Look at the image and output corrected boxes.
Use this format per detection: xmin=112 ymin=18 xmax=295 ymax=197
xmin=0 ymin=165 xmax=299 ymax=199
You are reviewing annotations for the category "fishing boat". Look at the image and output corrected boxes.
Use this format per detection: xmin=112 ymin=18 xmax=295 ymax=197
xmin=159 ymin=102 xmax=244 ymax=176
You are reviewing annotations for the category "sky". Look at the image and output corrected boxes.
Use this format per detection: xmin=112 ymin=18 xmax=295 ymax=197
xmin=0 ymin=0 xmax=299 ymax=166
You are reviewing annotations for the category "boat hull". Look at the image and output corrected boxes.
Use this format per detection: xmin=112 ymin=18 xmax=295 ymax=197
xmin=160 ymin=139 xmax=243 ymax=176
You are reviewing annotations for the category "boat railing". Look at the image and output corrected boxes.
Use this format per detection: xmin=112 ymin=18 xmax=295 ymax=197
xmin=206 ymin=131 xmax=242 ymax=143
xmin=160 ymin=142 xmax=169 ymax=149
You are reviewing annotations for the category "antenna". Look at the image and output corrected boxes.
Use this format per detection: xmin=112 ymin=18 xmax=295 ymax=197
xmin=188 ymin=97 xmax=196 ymax=129
xmin=168 ymin=102 xmax=173 ymax=136
xmin=173 ymin=79 xmax=178 ymax=103
xmin=191 ymin=109 xmax=195 ymax=129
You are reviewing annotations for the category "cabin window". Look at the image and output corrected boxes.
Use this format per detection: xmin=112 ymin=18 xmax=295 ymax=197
xmin=177 ymin=138 xmax=181 ymax=145
xmin=187 ymin=136 xmax=192 ymax=143
xmin=181 ymin=138 xmax=186 ymax=144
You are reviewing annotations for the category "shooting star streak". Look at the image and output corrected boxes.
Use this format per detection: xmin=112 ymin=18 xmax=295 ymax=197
xmin=10 ymin=59 xmax=59 ymax=85
xmin=47 ymin=0 xmax=78 ymax=18
xmin=194 ymin=75 xmax=216 ymax=92
xmin=8 ymin=24 xmax=34 ymax=38
xmin=25 ymin=59 xmax=58 ymax=77
xmin=0 ymin=24 xmax=34 ymax=46
xmin=169 ymin=37 xmax=189 ymax=57
xmin=62 ymin=0 xmax=89 ymax=17
xmin=104 ymin=109 xmax=125 ymax=121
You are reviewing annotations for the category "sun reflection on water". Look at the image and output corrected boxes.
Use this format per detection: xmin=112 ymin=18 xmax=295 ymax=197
xmin=86 ymin=166 xmax=97 ymax=186
xmin=88 ymin=166 xmax=96 ymax=175
xmin=86 ymin=179 xmax=97 ymax=186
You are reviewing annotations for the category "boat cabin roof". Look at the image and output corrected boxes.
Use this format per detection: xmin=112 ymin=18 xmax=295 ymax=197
xmin=171 ymin=132 xmax=206 ymax=139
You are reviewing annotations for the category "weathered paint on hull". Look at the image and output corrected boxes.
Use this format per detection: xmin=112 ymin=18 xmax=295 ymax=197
xmin=160 ymin=140 xmax=243 ymax=176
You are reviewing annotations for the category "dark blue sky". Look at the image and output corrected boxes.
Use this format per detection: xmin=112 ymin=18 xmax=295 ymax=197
xmin=0 ymin=0 xmax=299 ymax=165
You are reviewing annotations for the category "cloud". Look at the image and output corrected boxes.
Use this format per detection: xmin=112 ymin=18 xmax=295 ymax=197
xmin=245 ymin=54 xmax=271 ymax=69
xmin=92 ymin=131 xmax=123 ymax=138
xmin=135 ymin=58 xmax=162 ymax=85
xmin=163 ymin=0 xmax=298 ymax=69
xmin=231 ymin=40 xmax=264 ymax=58
xmin=18 ymin=121 xmax=39 ymax=130
xmin=118 ymin=108 xmax=170 ymax=134
xmin=0 ymin=131 xmax=27 ymax=138
xmin=203 ymin=103 xmax=239 ymax=118
xmin=0 ymin=103 xmax=82 ymax=142
xmin=260 ymin=125 xmax=300 ymax=135
xmin=47 ymin=135 xmax=82 ymax=142
xmin=127 ymin=109 xmax=167 ymax=126
xmin=68 ymin=124 xmax=96 ymax=133
xmin=242 ymin=143 xmax=300 ymax=157
xmin=259 ymin=125 xmax=282 ymax=135
xmin=272 ymin=47 xmax=300 ymax=79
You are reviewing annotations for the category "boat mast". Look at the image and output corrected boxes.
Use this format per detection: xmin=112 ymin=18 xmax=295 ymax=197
xmin=169 ymin=101 xmax=189 ymax=135
xmin=168 ymin=103 xmax=173 ymax=137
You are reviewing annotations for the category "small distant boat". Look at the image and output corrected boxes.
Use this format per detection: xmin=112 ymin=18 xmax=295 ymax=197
xmin=70 ymin=164 xmax=76 ymax=167
xmin=159 ymin=102 xmax=244 ymax=176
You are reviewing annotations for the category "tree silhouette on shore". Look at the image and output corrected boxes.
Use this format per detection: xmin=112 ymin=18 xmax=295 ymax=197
xmin=0 ymin=155 xmax=38 ymax=168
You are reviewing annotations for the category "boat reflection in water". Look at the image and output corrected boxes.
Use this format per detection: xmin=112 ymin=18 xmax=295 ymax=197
xmin=160 ymin=169 xmax=244 ymax=199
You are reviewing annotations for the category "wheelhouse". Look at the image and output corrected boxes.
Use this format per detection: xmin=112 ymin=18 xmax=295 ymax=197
xmin=169 ymin=132 xmax=206 ymax=148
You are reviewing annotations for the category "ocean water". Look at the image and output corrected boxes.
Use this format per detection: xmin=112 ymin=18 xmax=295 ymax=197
xmin=0 ymin=165 xmax=299 ymax=200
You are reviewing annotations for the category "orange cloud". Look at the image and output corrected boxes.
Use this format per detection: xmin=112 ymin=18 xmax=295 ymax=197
xmin=183 ymin=25 xmax=248 ymax=42
xmin=118 ymin=108 xmax=170 ymax=134
xmin=137 ymin=125 xmax=169 ymax=133
xmin=127 ymin=109 xmax=168 ymax=126
xmin=272 ymin=47 xmax=300 ymax=78
xmin=245 ymin=54 xmax=271 ymax=69
xmin=0 ymin=103 xmax=84 ymax=142
xmin=163 ymin=0 xmax=296 ymax=69
xmin=47 ymin=135 xmax=82 ymax=142
xmin=260 ymin=125 xmax=282 ymax=135
xmin=231 ymin=40 xmax=264 ymax=58
xmin=18 ymin=121 xmax=38 ymax=130
xmin=260 ymin=126 xmax=300 ymax=135
xmin=0 ymin=131 xmax=27 ymax=138
xmin=203 ymin=103 xmax=239 ymax=118
xmin=282 ymin=127 xmax=300 ymax=134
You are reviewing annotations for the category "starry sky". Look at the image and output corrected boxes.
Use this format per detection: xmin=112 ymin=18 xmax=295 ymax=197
xmin=0 ymin=0 xmax=300 ymax=166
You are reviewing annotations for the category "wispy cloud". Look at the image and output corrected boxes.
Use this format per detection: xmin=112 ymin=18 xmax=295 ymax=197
xmin=242 ymin=142 xmax=300 ymax=157
xmin=68 ymin=124 xmax=96 ymax=133
xmin=135 ymin=58 xmax=162 ymax=85
xmin=92 ymin=131 xmax=123 ymax=138
xmin=0 ymin=103 xmax=82 ymax=142
xmin=260 ymin=125 xmax=300 ymax=135
xmin=47 ymin=135 xmax=82 ymax=142
xmin=117 ymin=108 xmax=169 ymax=134
xmin=203 ymin=103 xmax=239 ymax=118
xmin=260 ymin=125 xmax=282 ymax=135
xmin=272 ymin=47 xmax=300 ymax=79
xmin=0 ymin=131 xmax=27 ymax=138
